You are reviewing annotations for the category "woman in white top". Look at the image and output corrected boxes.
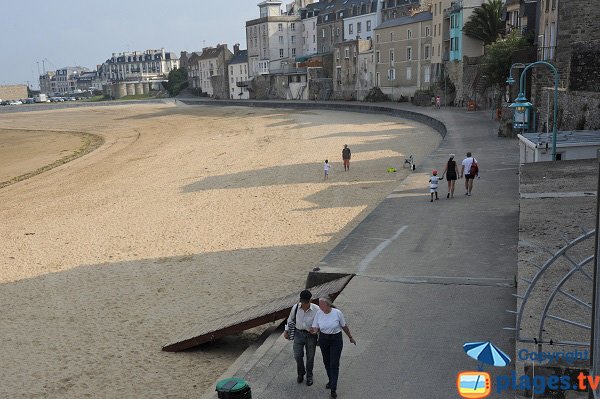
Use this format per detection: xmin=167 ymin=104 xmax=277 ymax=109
xmin=310 ymin=296 xmax=356 ymax=398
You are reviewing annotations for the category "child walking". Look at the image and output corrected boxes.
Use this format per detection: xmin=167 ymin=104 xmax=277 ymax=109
xmin=429 ymin=170 xmax=441 ymax=202
xmin=324 ymin=159 xmax=331 ymax=180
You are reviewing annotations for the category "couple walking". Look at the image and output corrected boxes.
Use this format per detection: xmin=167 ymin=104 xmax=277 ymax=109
xmin=284 ymin=290 xmax=355 ymax=398
xmin=438 ymin=152 xmax=479 ymax=198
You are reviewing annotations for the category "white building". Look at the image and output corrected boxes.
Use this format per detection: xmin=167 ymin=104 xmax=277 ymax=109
xmin=228 ymin=48 xmax=250 ymax=99
xmin=246 ymin=1 xmax=301 ymax=76
xmin=190 ymin=44 xmax=233 ymax=97
xmin=343 ymin=9 xmax=380 ymax=42
xmin=101 ymin=48 xmax=179 ymax=82
xmin=518 ymin=131 xmax=600 ymax=163
xmin=300 ymin=11 xmax=319 ymax=56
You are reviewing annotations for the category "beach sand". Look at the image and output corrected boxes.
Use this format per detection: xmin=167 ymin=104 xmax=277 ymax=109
xmin=0 ymin=103 xmax=441 ymax=397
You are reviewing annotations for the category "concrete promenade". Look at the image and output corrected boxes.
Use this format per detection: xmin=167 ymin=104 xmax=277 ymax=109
xmin=192 ymin=101 xmax=520 ymax=399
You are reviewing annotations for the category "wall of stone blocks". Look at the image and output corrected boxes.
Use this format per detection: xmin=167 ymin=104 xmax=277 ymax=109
xmin=569 ymin=41 xmax=600 ymax=92
xmin=537 ymin=89 xmax=600 ymax=132
xmin=0 ymin=85 xmax=28 ymax=100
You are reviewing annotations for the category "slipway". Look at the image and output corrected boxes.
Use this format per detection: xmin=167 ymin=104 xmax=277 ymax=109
xmin=162 ymin=273 xmax=354 ymax=352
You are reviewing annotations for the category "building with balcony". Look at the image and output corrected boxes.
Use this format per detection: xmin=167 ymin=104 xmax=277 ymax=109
xmin=246 ymin=1 xmax=301 ymax=77
xmin=40 ymin=67 xmax=90 ymax=96
xmin=373 ymin=12 xmax=433 ymax=100
xmin=228 ymin=46 xmax=250 ymax=99
xmin=100 ymin=49 xmax=179 ymax=83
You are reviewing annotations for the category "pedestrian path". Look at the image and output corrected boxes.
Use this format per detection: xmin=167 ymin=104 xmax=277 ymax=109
xmin=202 ymin=103 xmax=519 ymax=399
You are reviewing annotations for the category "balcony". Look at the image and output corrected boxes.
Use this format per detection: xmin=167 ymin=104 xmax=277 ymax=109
xmin=444 ymin=0 xmax=463 ymax=18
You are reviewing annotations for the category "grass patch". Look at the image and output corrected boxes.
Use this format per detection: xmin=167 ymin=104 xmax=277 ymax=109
xmin=82 ymin=95 xmax=110 ymax=102
xmin=0 ymin=131 xmax=105 ymax=190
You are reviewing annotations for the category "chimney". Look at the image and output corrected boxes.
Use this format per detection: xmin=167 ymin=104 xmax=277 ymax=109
xmin=234 ymin=43 xmax=240 ymax=55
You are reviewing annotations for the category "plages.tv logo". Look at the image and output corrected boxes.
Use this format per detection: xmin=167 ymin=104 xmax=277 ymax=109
xmin=457 ymin=341 xmax=511 ymax=399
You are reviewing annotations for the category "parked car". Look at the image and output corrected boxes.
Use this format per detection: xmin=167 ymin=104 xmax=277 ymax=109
xmin=0 ymin=100 xmax=10 ymax=106
xmin=9 ymin=100 xmax=23 ymax=105
xmin=22 ymin=98 xmax=35 ymax=104
xmin=66 ymin=97 xmax=76 ymax=101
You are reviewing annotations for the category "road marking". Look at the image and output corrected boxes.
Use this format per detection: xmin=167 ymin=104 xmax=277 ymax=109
xmin=520 ymin=191 xmax=597 ymax=199
xmin=357 ymin=225 xmax=408 ymax=273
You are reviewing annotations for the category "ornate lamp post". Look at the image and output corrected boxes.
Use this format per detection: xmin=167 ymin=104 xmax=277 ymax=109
xmin=506 ymin=61 xmax=560 ymax=160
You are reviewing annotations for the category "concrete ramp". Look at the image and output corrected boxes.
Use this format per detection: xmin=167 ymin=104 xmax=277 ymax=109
xmin=162 ymin=273 xmax=354 ymax=352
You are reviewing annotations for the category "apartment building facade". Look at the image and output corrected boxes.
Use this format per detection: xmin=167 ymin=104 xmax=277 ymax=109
xmin=333 ymin=39 xmax=373 ymax=99
xmin=228 ymin=48 xmax=250 ymax=99
xmin=188 ymin=44 xmax=233 ymax=96
xmin=246 ymin=1 xmax=301 ymax=76
xmin=374 ymin=12 xmax=433 ymax=99
xmin=101 ymin=49 xmax=179 ymax=82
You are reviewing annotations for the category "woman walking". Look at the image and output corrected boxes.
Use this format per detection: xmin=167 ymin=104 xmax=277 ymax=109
xmin=442 ymin=154 xmax=459 ymax=198
xmin=311 ymin=296 xmax=356 ymax=398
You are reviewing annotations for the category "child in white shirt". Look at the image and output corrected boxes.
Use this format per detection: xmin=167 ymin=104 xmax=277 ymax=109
xmin=429 ymin=170 xmax=441 ymax=202
xmin=324 ymin=160 xmax=331 ymax=180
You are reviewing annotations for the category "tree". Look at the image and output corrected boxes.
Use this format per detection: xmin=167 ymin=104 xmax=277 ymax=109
xmin=481 ymin=31 xmax=529 ymax=88
xmin=165 ymin=67 xmax=188 ymax=96
xmin=463 ymin=0 xmax=504 ymax=46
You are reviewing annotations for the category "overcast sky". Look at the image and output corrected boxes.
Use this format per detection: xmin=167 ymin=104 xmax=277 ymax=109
xmin=0 ymin=1 xmax=260 ymax=88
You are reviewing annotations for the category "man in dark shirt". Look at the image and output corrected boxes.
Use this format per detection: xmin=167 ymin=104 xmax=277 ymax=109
xmin=342 ymin=144 xmax=351 ymax=171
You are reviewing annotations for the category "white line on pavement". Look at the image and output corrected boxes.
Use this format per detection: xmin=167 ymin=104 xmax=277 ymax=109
xmin=357 ymin=225 xmax=408 ymax=273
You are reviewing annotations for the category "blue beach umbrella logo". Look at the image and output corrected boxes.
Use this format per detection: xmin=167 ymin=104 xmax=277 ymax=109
xmin=463 ymin=341 xmax=511 ymax=368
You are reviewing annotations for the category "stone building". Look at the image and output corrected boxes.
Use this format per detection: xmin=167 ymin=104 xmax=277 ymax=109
xmin=0 ymin=85 xmax=28 ymax=101
xmin=380 ymin=0 xmax=422 ymax=22
xmin=100 ymin=49 xmax=179 ymax=82
xmin=373 ymin=12 xmax=433 ymax=100
xmin=41 ymin=67 xmax=90 ymax=96
xmin=39 ymin=72 xmax=55 ymax=96
xmin=357 ymin=43 xmax=376 ymax=100
xmin=332 ymin=39 xmax=373 ymax=100
xmin=531 ymin=0 xmax=600 ymax=132
xmin=189 ymin=44 xmax=233 ymax=97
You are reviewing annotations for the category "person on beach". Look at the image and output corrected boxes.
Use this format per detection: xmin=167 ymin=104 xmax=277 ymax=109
xmin=435 ymin=95 xmax=441 ymax=109
xmin=324 ymin=160 xmax=331 ymax=180
xmin=284 ymin=290 xmax=319 ymax=386
xmin=441 ymin=154 xmax=459 ymax=198
xmin=342 ymin=145 xmax=351 ymax=171
xmin=460 ymin=152 xmax=479 ymax=196
xmin=429 ymin=170 xmax=440 ymax=202
xmin=310 ymin=296 xmax=356 ymax=398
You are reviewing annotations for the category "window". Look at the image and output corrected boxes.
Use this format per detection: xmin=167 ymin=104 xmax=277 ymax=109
xmin=376 ymin=72 xmax=380 ymax=86
xmin=292 ymin=48 xmax=296 ymax=56
xmin=434 ymin=24 xmax=437 ymax=36
xmin=336 ymin=49 xmax=340 ymax=60
xmin=278 ymin=23 xmax=283 ymax=31
xmin=280 ymin=49 xmax=284 ymax=58
xmin=389 ymin=49 xmax=395 ymax=63
xmin=406 ymin=66 xmax=412 ymax=80
xmin=388 ymin=68 xmax=395 ymax=81
xmin=357 ymin=22 xmax=362 ymax=33
xmin=291 ymin=36 xmax=295 ymax=44
xmin=367 ymin=20 xmax=372 ymax=31
xmin=336 ymin=27 xmax=340 ymax=37
xmin=424 ymin=65 xmax=431 ymax=83
xmin=425 ymin=26 xmax=430 ymax=37
xmin=390 ymin=31 xmax=394 ymax=41
xmin=279 ymin=36 xmax=284 ymax=44
xmin=407 ymin=29 xmax=412 ymax=39
xmin=345 ymin=47 xmax=350 ymax=58
xmin=322 ymin=28 xmax=326 ymax=38
xmin=349 ymin=24 xmax=354 ymax=34
xmin=434 ymin=3 xmax=437 ymax=15
xmin=376 ymin=51 xmax=381 ymax=63
xmin=313 ymin=34 xmax=316 ymax=43
xmin=406 ymin=47 xmax=412 ymax=60
xmin=376 ymin=34 xmax=380 ymax=43
xmin=291 ymin=23 xmax=296 ymax=31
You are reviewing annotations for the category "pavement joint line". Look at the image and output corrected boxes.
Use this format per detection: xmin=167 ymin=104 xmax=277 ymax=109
xmin=359 ymin=274 xmax=515 ymax=288
xmin=356 ymin=225 xmax=408 ymax=273
xmin=520 ymin=191 xmax=597 ymax=199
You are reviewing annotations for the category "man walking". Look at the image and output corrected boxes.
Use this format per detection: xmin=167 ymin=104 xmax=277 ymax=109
xmin=460 ymin=152 xmax=479 ymax=196
xmin=342 ymin=144 xmax=351 ymax=171
xmin=283 ymin=290 xmax=319 ymax=386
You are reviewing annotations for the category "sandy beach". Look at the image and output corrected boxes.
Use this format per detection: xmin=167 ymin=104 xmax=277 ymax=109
xmin=0 ymin=102 xmax=440 ymax=397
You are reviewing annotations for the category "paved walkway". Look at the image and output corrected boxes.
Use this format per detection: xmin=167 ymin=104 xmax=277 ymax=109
xmin=202 ymin=103 xmax=519 ymax=399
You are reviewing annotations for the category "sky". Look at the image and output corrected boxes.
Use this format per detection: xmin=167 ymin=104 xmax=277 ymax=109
xmin=0 ymin=0 xmax=260 ymax=88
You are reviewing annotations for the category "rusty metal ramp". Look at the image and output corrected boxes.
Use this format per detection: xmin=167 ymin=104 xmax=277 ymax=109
xmin=162 ymin=273 xmax=354 ymax=352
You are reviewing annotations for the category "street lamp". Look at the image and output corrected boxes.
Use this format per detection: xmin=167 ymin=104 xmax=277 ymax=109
xmin=506 ymin=61 xmax=559 ymax=160
xmin=509 ymin=93 xmax=533 ymax=133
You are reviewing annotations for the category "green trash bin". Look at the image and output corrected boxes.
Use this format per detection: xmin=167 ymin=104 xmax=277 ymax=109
xmin=215 ymin=377 xmax=251 ymax=399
